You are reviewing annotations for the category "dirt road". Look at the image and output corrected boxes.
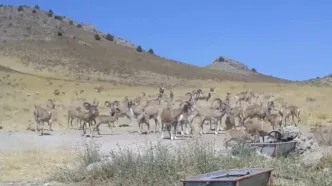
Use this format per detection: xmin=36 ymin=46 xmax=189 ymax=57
xmin=0 ymin=128 xmax=227 ymax=153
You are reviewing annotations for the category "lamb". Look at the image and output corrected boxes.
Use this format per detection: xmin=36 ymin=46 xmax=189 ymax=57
xmin=67 ymin=106 xmax=83 ymax=129
xmin=279 ymin=105 xmax=301 ymax=127
xmin=243 ymin=118 xmax=282 ymax=142
xmin=131 ymin=101 xmax=162 ymax=134
xmin=33 ymin=104 xmax=53 ymax=136
xmin=223 ymin=128 xmax=254 ymax=148
xmin=94 ymin=111 xmax=118 ymax=135
xmin=194 ymin=98 xmax=228 ymax=135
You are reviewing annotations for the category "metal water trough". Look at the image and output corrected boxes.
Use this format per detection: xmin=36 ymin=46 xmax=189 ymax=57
xmin=181 ymin=168 xmax=273 ymax=186
xmin=251 ymin=140 xmax=297 ymax=158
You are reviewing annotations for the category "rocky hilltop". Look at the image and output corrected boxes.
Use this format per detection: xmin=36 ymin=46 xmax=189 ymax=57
xmin=206 ymin=56 xmax=257 ymax=75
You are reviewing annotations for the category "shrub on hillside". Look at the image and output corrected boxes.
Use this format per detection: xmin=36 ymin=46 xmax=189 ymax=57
xmin=48 ymin=9 xmax=53 ymax=17
xmin=69 ymin=20 xmax=74 ymax=25
xmin=77 ymin=24 xmax=83 ymax=28
xmin=57 ymin=32 xmax=63 ymax=36
xmin=34 ymin=5 xmax=40 ymax=9
xmin=251 ymin=68 xmax=257 ymax=73
xmin=17 ymin=5 xmax=24 ymax=11
xmin=32 ymin=9 xmax=37 ymax=14
xmin=94 ymin=34 xmax=101 ymax=40
xmin=54 ymin=15 xmax=63 ymax=21
xmin=136 ymin=45 xmax=143 ymax=52
xmin=216 ymin=56 xmax=225 ymax=62
xmin=105 ymin=33 xmax=114 ymax=41
xmin=148 ymin=48 xmax=154 ymax=54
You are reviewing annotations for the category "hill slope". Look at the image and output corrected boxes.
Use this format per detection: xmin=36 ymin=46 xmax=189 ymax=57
xmin=0 ymin=5 xmax=288 ymax=86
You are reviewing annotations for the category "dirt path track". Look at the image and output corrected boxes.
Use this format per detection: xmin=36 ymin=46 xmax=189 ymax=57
xmin=0 ymin=130 xmax=227 ymax=153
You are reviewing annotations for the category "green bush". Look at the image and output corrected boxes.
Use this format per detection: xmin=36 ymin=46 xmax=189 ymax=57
xmin=50 ymin=140 xmax=332 ymax=186
xmin=105 ymin=33 xmax=114 ymax=41
xmin=17 ymin=5 xmax=24 ymax=11
xmin=148 ymin=48 xmax=154 ymax=54
xmin=94 ymin=34 xmax=101 ymax=40
xmin=136 ymin=45 xmax=143 ymax=52
xmin=54 ymin=15 xmax=63 ymax=21
xmin=48 ymin=9 xmax=53 ymax=17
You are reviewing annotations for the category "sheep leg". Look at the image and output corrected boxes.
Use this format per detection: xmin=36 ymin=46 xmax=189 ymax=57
xmin=107 ymin=122 xmax=112 ymax=135
xmin=199 ymin=118 xmax=206 ymax=135
xmin=95 ymin=122 xmax=102 ymax=135
xmin=172 ymin=122 xmax=178 ymax=140
xmin=167 ymin=124 xmax=172 ymax=140
xmin=209 ymin=120 xmax=213 ymax=131
xmin=161 ymin=122 xmax=165 ymax=139
xmin=284 ymin=116 xmax=288 ymax=127
xmin=82 ymin=121 xmax=86 ymax=136
xmin=89 ymin=121 xmax=93 ymax=138
xmin=291 ymin=115 xmax=296 ymax=126
xmin=146 ymin=121 xmax=151 ymax=134
xmin=137 ymin=120 xmax=142 ymax=134
xmin=67 ymin=116 xmax=71 ymax=129
xmin=41 ymin=121 xmax=44 ymax=136
xmin=153 ymin=118 xmax=159 ymax=133
xmin=48 ymin=120 xmax=53 ymax=132
xmin=35 ymin=119 xmax=39 ymax=135
xmin=214 ymin=119 xmax=220 ymax=135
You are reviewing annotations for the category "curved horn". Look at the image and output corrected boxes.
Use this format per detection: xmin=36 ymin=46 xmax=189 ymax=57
xmin=113 ymin=100 xmax=120 ymax=106
xmin=104 ymin=101 xmax=111 ymax=107
xmin=268 ymin=130 xmax=283 ymax=140
xmin=211 ymin=97 xmax=222 ymax=107
xmin=185 ymin=92 xmax=192 ymax=96
xmin=83 ymin=102 xmax=91 ymax=109
xmin=179 ymin=100 xmax=192 ymax=108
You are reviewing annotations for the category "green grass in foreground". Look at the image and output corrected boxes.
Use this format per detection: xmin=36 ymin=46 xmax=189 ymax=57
xmin=51 ymin=140 xmax=332 ymax=186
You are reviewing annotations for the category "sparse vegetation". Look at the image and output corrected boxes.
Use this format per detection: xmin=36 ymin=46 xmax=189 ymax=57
xmin=51 ymin=140 xmax=332 ymax=185
xmin=216 ymin=56 xmax=225 ymax=62
xmin=57 ymin=32 xmax=63 ymax=36
xmin=69 ymin=20 xmax=74 ymax=25
xmin=47 ymin=9 xmax=53 ymax=17
xmin=77 ymin=24 xmax=82 ymax=28
xmin=34 ymin=5 xmax=40 ymax=10
xmin=252 ymin=68 xmax=257 ymax=73
xmin=54 ymin=15 xmax=63 ymax=21
xmin=148 ymin=48 xmax=154 ymax=54
xmin=94 ymin=34 xmax=101 ymax=40
xmin=136 ymin=45 xmax=143 ymax=52
xmin=17 ymin=5 xmax=24 ymax=12
xmin=32 ymin=9 xmax=37 ymax=14
xmin=105 ymin=33 xmax=114 ymax=41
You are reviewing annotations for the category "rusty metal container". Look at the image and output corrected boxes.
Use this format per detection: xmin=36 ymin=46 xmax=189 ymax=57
xmin=181 ymin=168 xmax=273 ymax=186
xmin=251 ymin=140 xmax=297 ymax=158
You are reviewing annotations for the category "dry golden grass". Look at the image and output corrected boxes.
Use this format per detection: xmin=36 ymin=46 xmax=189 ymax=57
xmin=0 ymin=67 xmax=332 ymax=132
xmin=0 ymin=148 xmax=76 ymax=182
xmin=0 ymin=4 xmax=286 ymax=85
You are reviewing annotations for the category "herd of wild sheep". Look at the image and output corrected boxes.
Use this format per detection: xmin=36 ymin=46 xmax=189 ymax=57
xmin=33 ymin=84 xmax=301 ymax=144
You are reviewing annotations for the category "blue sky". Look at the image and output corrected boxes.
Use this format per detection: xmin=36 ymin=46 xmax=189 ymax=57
xmin=3 ymin=1 xmax=332 ymax=80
